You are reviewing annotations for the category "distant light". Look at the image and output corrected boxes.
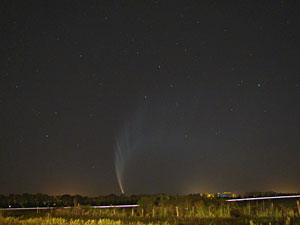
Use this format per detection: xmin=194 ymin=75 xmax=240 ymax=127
xmin=144 ymin=95 xmax=148 ymax=99
xmin=45 ymin=134 xmax=49 ymax=138
xmin=92 ymin=205 xmax=138 ymax=209
xmin=257 ymin=83 xmax=261 ymax=87
xmin=0 ymin=205 xmax=139 ymax=211
xmin=226 ymin=195 xmax=300 ymax=202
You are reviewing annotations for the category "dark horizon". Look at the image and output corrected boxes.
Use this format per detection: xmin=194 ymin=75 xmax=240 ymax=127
xmin=1 ymin=191 xmax=300 ymax=199
xmin=1 ymin=1 xmax=299 ymax=196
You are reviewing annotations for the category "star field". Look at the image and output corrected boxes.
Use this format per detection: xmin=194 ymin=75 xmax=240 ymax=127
xmin=0 ymin=1 xmax=300 ymax=195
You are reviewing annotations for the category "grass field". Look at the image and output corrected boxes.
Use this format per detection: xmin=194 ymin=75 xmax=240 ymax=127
xmin=0 ymin=215 xmax=299 ymax=225
xmin=1 ymin=196 xmax=300 ymax=224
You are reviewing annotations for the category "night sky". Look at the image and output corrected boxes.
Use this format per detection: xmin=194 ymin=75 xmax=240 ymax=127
xmin=1 ymin=1 xmax=300 ymax=196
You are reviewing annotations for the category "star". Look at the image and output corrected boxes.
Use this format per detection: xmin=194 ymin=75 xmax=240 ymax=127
xmin=215 ymin=129 xmax=223 ymax=136
xmin=237 ymin=80 xmax=243 ymax=87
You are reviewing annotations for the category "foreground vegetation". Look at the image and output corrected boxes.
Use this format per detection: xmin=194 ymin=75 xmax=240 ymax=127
xmin=0 ymin=215 xmax=299 ymax=225
xmin=1 ymin=193 xmax=300 ymax=224
xmin=0 ymin=215 xmax=171 ymax=225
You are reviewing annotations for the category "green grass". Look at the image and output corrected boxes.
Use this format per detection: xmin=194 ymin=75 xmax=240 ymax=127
xmin=0 ymin=215 xmax=299 ymax=225
xmin=0 ymin=215 xmax=171 ymax=225
xmin=1 ymin=197 xmax=300 ymax=224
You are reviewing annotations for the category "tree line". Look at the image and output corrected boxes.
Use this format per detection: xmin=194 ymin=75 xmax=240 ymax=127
xmin=0 ymin=193 xmax=137 ymax=208
xmin=0 ymin=193 xmax=225 ymax=208
xmin=0 ymin=192 xmax=297 ymax=208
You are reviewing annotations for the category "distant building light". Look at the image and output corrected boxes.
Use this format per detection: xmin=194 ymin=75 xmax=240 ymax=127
xmin=219 ymin=192 xmax=236 ymax=198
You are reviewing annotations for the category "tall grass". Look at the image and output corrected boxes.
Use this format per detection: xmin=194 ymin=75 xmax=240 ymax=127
xmin=1 ymin=198 xmax=299 ymax=224
xmin=49 ymin=200 xmax=299 ymax=220
xmin=0 ymin=216 xmax=171 ymax=225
